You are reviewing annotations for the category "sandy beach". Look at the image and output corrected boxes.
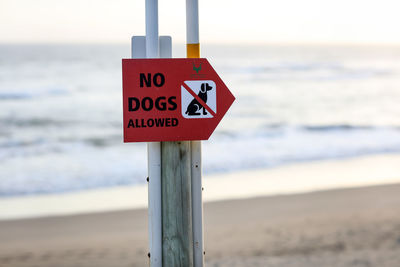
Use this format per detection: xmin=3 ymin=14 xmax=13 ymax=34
xmin=1 ymin=182 xmax=400 ymax=267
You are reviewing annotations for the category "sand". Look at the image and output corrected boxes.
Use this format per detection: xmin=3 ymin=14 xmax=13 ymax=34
xmin=1 ymin=183 xmax=400 ymax=267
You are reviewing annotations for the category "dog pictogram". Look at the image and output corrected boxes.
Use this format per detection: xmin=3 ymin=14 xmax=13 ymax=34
xmin=185 ymin=83 xmax=212 ymax=115
xmin=181 ymin=80 xmax=217 ymax=119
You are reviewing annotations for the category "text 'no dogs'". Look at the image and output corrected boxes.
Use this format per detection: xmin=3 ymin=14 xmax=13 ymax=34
xmin=122 ymin=58 xmax=235 ymax=142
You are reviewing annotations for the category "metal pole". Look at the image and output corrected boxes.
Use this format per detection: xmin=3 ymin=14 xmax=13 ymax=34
xmin=186 ymin=0 xmax=204 ymax=266
xmin=145 ymin=0 xmax=159 ymax=58
xmin=145 ymin=0 xmax=162 ymax=266
xmin=190 ymin=140 xmax=203 ymax=267
xmin=186 ymin=0 xmax=200 ymax=57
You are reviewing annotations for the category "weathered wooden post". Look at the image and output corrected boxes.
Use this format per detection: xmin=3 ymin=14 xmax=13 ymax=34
xmin=161 ymin=141 xmax=193 ymax=266
xmin=161 ymin=0 xmax=203 ymax=266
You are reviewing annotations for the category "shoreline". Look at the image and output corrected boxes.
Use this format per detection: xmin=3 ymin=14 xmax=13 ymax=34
xmin=1 ymin=183 xmax=399 ymax=267
xmin=1 ymin=153 xmax=400 ymax=220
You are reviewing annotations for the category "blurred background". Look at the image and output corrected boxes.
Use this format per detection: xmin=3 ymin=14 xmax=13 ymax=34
xmin=1 ymin=0 xmax=400 ymax=197
xmin=1 ymin=1 xmax=400 ymax=267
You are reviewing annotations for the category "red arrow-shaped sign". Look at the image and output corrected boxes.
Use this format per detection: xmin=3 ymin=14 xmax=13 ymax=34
xmin=122 ymin=58 xmax=235 ymax=142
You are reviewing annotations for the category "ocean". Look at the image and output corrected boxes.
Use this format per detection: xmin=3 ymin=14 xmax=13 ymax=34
xmin=1 ymin=43 xmax=400 ymax=197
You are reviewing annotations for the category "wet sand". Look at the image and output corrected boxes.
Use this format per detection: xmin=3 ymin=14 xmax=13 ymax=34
xmin=1 ymin=183 xmax=400 ymax=267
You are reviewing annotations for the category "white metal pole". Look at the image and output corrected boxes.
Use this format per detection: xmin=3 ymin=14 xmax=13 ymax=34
xmin=191 ymin=140 xmax=203 ymax=266
xmin=146 ymin=0 xmax=159 ymax=58
xmin=186 ymin=0 xmax=200 ymax=45
xmin=145 ymin=0 xmax=162 ymax=266
xmin=186 ymin=1 xmax=204 ymax=266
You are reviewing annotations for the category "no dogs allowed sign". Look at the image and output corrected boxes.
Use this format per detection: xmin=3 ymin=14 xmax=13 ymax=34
xmin=122 ymin=58 xmax=235 ymax=142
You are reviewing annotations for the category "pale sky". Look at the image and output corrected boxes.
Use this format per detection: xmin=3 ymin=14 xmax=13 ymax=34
xmin=1 ymin=0 xmax=400 ymax=44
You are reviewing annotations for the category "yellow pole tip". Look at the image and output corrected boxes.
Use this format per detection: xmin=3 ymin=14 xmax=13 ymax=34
xmin=187 ymin=43 xmax=200 ymax=58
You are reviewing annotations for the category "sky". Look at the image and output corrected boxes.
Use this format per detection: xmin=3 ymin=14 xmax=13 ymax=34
xmin=1 ymin=0 xmax=400 ymax=44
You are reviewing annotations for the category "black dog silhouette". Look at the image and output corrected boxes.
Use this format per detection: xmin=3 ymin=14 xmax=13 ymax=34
xmin=185 ymin=83 xmax=213 ymax=116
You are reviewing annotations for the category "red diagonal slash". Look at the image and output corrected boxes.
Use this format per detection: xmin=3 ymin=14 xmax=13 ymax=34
xmin=182 ymin=82 xmax=216 ymax=117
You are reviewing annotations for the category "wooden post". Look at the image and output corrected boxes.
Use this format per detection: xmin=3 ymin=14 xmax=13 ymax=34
xmin=161 ymin=141 xmax=194 ymax=267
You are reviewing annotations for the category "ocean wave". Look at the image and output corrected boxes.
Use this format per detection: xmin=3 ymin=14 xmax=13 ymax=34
xmin=2 ymin=124 xmax=400 ymax=197
xmin=0 ymin=93 xmax=33 ymax=100
xmin=82 ymin=136 xmax=122 ymax=147
xmin=1 ymin=142 xmax=400 ymax=197
xmin=256 ymin=124 xmax=392 ymax=133
xmin=0 ymin=118 xmax=75 ymax=128
xmin=300 ymin=124 xmax=375 ymax=132
xmin=0 ymin=135 xmax=121 ymax=153
xmin=203 ymin=126 xmax=400 ymax=175
xmin=232 ymin=63 xmax=344 ymax=73
xmin=223 ymin=63 xmax=392 ymax=82
xmin=0 ymin=88 xmax=69 ymax=101
xmin=0 ymin=138 xmax=47 ymax=149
